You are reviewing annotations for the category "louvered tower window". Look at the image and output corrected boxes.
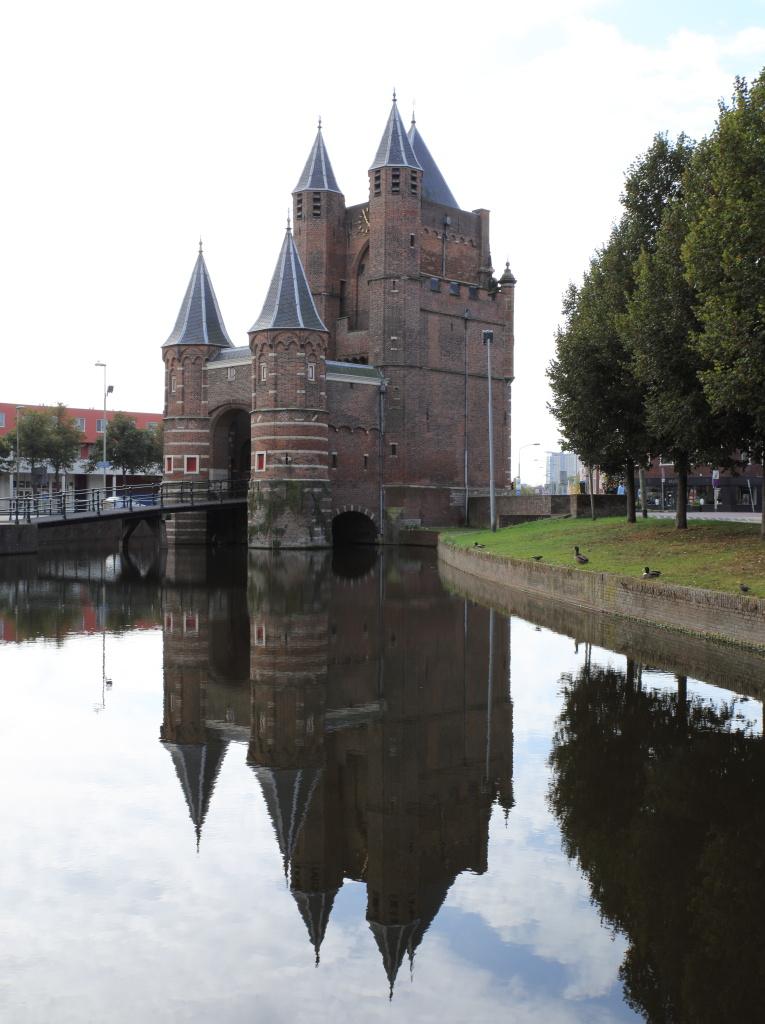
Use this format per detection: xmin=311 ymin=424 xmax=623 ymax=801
xmin=296 ymin=195 xmax=303 ymax=219
xmin=312 ymin=192 xmax=321 ymax=217
xmin=391 ymin=168 xmax=401 ymax=194
xmin=410 ymin=170 xmax=418 ymax=195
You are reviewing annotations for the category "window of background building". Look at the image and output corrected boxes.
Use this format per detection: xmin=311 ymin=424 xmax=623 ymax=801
xmin=164 ymin=455 xmax=173 ymax=474
xmin=184 ymin=455 xmax=198 ymax=474
xmin=0 ymin=413 xmax=5 ymax=428
xmin=227 ymin=367 xmax=236 ymax=381
xmin=96 ymin=419 xmax=106 ymax=433
xmin=73 ymin=417 xmax=86 ymax=430
xmin=261 ymin=362 xmax=268 ymax=382
xmin=255 ymin=452 xmax=266 ymax=471
xmin=307 ymin=362 xmax=315 ymax=382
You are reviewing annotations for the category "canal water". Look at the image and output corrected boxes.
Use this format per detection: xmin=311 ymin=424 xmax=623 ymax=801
xmin=0 ymin=544 xmax=763 ymax=1023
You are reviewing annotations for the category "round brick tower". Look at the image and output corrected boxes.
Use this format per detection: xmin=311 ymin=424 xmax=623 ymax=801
xmin=162 ymin=243 xmax=233 ymax=544
xmin=248 ymin=224 xmax=332 ymax=547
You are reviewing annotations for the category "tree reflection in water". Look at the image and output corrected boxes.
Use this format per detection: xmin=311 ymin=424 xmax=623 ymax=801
xmin=549 ymin=657 xmax=765 ymax=1023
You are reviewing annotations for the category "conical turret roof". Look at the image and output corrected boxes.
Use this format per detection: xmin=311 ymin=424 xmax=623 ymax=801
xmin=294 ymin=122 xmax=342 ymax=194
xmin=293 ymin=888 xmax=339 ymax=964
xmin=164 ymin=245 xmax=233 ymax=348
xmin=249 ymin=227 xmax=327 ymax=333
xmin=370 ymin=94 xmax=422 ymax=171
xmin=408 ymin=119 xmax=458 ymax=208
xmin=252 ymin=765 xmax=323 ymax=875
xmin=163 ymin=736 xmax=229 ymax=848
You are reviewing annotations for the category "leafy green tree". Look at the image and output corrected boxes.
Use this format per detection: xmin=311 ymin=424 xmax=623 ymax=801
xmin=89 ymin=412 xmax=162 ymax=483
xmin=4 ymin=410 xmax=56 ymax=490
xmin=47 ymin=404 xmax=85 ymax=487
xmin=683 ymin=72 xmax=765 ymax=537
xmin=624 ymin=191 xmax=741 ymax=529
xmin=548 ymin=220 xmax=650 ymax=522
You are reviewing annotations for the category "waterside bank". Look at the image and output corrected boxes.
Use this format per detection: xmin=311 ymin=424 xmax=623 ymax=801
xmin=438 ymin=538 xmax=765 ymax=653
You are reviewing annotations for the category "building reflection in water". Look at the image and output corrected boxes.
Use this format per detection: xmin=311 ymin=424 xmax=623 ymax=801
xmin=549 ymin=656 xmax=765 ymax=1024
xmin=159 ymin=546 xmax=513 ymax=994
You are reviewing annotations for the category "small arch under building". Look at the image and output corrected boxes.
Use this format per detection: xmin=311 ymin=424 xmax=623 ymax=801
xmin=332 ymin=509 xmax=378 ymax=546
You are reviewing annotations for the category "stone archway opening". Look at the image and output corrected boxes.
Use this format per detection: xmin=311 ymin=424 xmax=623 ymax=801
xmin=332 ymin=510 xmax=378 ymax=546
xmin=210 ymin=408 xmax=251 ymax=487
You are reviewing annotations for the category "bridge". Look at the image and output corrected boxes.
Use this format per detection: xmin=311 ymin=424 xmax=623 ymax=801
xmin=0 ymin=481 xmax=248 ymax=546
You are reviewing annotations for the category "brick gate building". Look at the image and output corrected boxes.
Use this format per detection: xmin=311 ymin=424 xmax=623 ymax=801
xmin=162 ymin=96 xmax=515 ymax=547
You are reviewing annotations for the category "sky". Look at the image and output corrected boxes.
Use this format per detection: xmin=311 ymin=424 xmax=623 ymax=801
xmin=2 ymin=0 xmax=764 ymax=484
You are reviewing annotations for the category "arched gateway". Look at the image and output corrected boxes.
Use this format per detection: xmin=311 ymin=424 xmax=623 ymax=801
xmin=332 ymin=510 xmax=377 ymax=546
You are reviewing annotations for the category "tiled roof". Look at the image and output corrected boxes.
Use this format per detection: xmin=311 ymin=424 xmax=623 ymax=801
xmin=249 ymin=227 xmax=327 ymax=333
xmin=294 ymin=123 xmax=342 ymax=194
xmin=164 ymin=247 xmax=233 ymax=348
xmin=207 ymin=345 xmax=251 ymax=363
xmin=408 ymin=120 xmax=458 ymax=208
xmin=370 ymin=95 xmax=422 ymax=171
xmin=325 ymin=361 xmax=383 ymax=384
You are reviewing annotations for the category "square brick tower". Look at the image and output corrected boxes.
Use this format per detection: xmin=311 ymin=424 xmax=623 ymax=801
xmin=292 ymin=96 xmax=515 ymax=539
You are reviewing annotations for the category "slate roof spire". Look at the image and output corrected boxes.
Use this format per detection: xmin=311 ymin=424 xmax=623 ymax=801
xmin=370 ymin=92 xmax=422 ymax=171
xmin=408 ymin=119 xmax=459 ymax=209
xmin=293 ymin=119 xmax=342 ymax=194
xmin=164 ymin=246 xmax=233 ymax=348
xmin=163 ymin=737 xmax=229 ymax=849
xmin=250 ymin=226 xmax=328 ymax=333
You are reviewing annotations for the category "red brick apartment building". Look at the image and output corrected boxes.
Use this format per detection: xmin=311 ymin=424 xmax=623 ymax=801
xmin=0 ymin=403 xmax=161 ymax=498
xmin=161 ymin=96 xmax=515 ymax=547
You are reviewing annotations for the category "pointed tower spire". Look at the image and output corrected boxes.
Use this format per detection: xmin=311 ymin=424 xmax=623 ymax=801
xmin=163 ymin=737 xmax=229 ymax=847
xmin=293 ymin=121 xmax=342 ymax=194
xmin=370 ymin=95 xmax=421 ymax=171
xmin=407 ymin=120 xmax=459 ymax=208
xmin=292 ymin=889 xmax=339 ymax=966
xmin=250 ymin=228 xmax=328 ymax=332
xmin=163 ymin=247 xmax=233 ymax=348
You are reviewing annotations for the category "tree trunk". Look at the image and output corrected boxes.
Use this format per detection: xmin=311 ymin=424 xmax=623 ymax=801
xmin=625 ymin=460 xmax=636 ymax=523
xmin=588 ymin=465 xmax=596 ymax=520
xmin=760 ymin=446 xmax=765 ymax=541
xmin=639 ymin=466 xmax=648 ymax=518
xmin=676 ymin=458 xmax=688 ymax=530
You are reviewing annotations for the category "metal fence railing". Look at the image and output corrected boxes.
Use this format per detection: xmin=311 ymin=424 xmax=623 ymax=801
xmin=0 ymin=479 xmax=249 ymax=524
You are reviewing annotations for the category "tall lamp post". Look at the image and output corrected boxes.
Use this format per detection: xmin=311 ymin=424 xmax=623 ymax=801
xmin=482 ymin=330 xmax=497 ymax=531
xmin=94 ymin=362 xmax=113 ymax=497
xmin=517 ymin=442 xmax=541 ymax=494
xmin=14 ymin=405 xmax=24 ymax=505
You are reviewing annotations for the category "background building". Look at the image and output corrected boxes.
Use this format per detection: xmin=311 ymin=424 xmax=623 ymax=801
xmin=545 ymin=451 xmax=584 ymax=494
xmin=0 ymin=402 xmax=161 ymax=499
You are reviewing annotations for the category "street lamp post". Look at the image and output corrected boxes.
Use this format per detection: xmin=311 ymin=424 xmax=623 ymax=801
xmin=517 ymin=442 xmax=541 ymax=494
xmin=14 ymin=405 xmax=23 ymax=509
xmin=482 ymin=330 xmax=496 ymax=531
xmin=94 ymin=362 xmax=113 ymax=498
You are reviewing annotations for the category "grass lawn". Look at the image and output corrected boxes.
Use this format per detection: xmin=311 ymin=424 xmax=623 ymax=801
xmin=442 ymin=516 xmax=765 ymax=597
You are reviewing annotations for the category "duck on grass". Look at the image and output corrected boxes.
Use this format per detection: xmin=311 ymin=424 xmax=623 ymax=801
xmin=443 ymin=516 xmax=764 ymax=597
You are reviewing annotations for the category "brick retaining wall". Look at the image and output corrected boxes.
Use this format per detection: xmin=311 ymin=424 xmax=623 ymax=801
xmin=0 ymin=525 xmax=38 ymax=556
xmin=439 ymin=539 xmax=765 ymax=651
xmin=439 ymin=557 xmax=765 ymax=697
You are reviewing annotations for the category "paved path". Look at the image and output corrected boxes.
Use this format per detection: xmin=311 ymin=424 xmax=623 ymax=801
xmin=647 ymin=511 xmax=760 ymax=524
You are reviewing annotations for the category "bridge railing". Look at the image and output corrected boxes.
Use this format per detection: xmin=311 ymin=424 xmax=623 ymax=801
xmin=0 ymin=479 xmax=249 ymax=524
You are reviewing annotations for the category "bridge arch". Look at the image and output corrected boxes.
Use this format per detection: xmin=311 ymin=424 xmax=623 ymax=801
xmin=209 ymin=405 xmax=250 ymax=487
xmin=331 ymin=507 xmax=378 ymax=546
